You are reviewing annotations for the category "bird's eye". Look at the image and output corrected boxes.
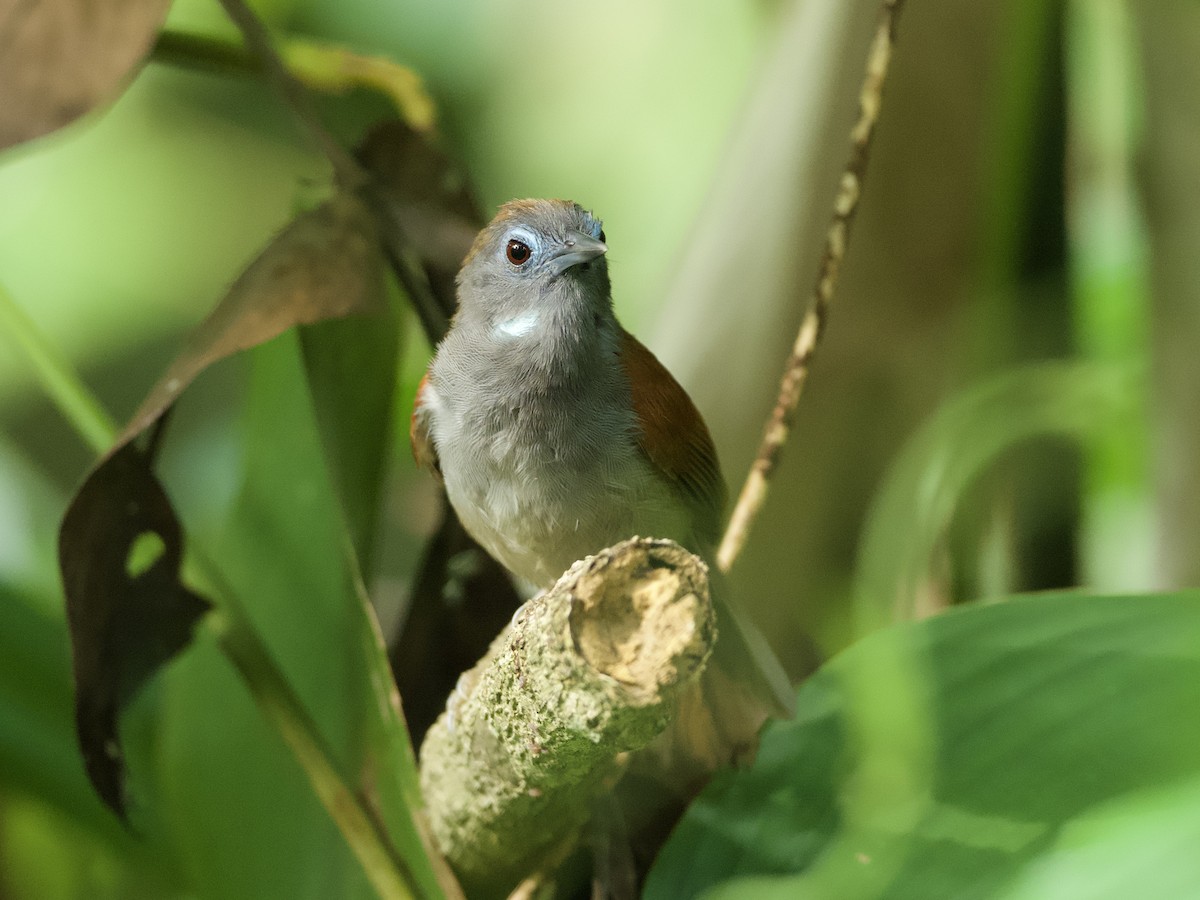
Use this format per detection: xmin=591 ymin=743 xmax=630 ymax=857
xmin=506 ymin=239 xmax=532 ymax=265
xmin=598 ymin=229 xmax=606 ymax=243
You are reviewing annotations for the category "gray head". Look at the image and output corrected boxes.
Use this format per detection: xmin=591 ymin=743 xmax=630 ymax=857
xmin=455 ymin=199 xmax=612 ymax=331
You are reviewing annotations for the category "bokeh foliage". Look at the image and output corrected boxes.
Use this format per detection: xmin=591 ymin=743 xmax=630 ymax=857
xmin=2 ymin=0 xmax=1197 ymax=897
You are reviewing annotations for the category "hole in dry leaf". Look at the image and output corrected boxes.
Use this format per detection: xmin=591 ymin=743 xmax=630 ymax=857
xmin=124 ymin=531 xmax=166 ymax=579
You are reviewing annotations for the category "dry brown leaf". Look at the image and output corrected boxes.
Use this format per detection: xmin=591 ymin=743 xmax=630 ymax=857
xmin=60 ymin=440 xmax=210 ymax=817
xmin=59 ymin=189 xmax=387 ymax=817
xmin=0 ymin=0 xmax=171 ymax=151
xmin=119 ymin=191 xmax=386 ymax=445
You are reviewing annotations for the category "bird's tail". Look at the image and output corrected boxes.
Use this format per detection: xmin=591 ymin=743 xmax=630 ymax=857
xmin=634 ymin=566 xmax=795 ymax=789
xmin=707 ymin=567 xmax=796 ymax=717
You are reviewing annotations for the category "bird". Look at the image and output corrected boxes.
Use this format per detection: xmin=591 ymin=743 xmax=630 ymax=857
xmin=411 ymin=198 xmax=794 ymax=778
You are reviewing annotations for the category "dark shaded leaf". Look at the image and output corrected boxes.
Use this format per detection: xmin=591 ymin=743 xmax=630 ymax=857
xmin=357 ymin=118 xmax=481 ymax=333
xmin=58 ymin=190 xmax=388 ymax=818
xmin=647 ymin=591 xmax=1200 ymax=899
xmin=388 ymin=503 xmax=523 ymax=747
xmin=300 ymin=308 xmax=398 ymax=575
xmin=59 ymin=441 xmax=209 ymax=817
xmin=0 ymin=0 xmax=171 ymax=151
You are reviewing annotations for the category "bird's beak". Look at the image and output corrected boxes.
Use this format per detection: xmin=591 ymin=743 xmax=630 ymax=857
xmin=546 ymin=232 xmax=607 ymax=276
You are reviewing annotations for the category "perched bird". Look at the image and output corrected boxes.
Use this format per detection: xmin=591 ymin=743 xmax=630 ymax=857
xmin=411 ymin=199 xmax=793 ymax=775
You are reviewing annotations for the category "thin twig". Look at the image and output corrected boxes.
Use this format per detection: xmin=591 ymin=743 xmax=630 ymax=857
xmin=152 ymin=30 xmax=436 ymax=133
xmin=217 ymin=0 xmax=366 ymax=190
xmin=366 ymin=199 xmax=453 ymax=341
xmin=716 ymin=0 xmax=908 ymax=572
xmin=153 ymin=29 xmax=256 ymax=76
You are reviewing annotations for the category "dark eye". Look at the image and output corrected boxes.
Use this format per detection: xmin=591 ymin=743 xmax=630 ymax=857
xmin=506 ymin=239 xmax=531 ymax=265
xmin=598 ymin=229 xmax=606 ymax=243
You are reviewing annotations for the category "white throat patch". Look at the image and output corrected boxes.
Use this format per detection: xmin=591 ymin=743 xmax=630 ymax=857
xmin=494 ymin=310 xmax=541 ymax=339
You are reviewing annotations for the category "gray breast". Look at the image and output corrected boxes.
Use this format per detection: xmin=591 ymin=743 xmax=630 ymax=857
xmin=427 ymin=324 xmax=683 ymax=586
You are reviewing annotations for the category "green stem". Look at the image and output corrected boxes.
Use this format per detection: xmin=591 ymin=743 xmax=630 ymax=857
xmin=208 ymin=604 xmax=422 ymax=900
xmin=151 ymin=28 xmax=436 ymax=133
xmin=152 ymin=29 xmax=261 ymax=78
xmin=1065 ymin=0 xmax=1153 ymax=589
xmin=0 ymin=282 xmax=118 ymax=455
xmin=186 ymin=553 xmax=432 ymax=899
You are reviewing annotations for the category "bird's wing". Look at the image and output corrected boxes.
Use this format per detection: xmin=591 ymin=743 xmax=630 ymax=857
xmin=619 ymin=330 xmax=797 ymax=749
xmin=618 ymin=328 xmax=727 ymax=548
xmin=410 ymin=370 xmax=442 ymax=481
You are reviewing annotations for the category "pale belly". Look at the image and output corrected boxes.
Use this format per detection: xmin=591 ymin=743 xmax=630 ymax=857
xmin=426 ymin=327 xmax=697 ymax=587
xmin=441 ymin=440 xmax=693 ymax=589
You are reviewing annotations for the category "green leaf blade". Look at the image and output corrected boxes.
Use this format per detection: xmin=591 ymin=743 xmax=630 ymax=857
xmin=649 ymin=591 xmax=1200 ymax=900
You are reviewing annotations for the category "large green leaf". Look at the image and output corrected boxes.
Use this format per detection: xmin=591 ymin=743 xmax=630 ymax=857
xmin=299 ymin=310 xmax=398 ymax=575
xmin=156 ymin=334 xmax=443 ymax=899
xmin=647 ymin=590 xmax=1200 ymax=899
xmin=155 ymin=340 xmax=372 ymax=899
xmin=0 ymin=582 xmax=180 ymax=884
xmin=1000 ymin=773 xmax=1200 ymax=900
xmin=299 ymin=296 xmax=454 ymax=894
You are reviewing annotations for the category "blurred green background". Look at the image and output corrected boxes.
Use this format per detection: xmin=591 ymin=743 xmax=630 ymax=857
xmin=2 ymin=0 xmax=1197 ymax=896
